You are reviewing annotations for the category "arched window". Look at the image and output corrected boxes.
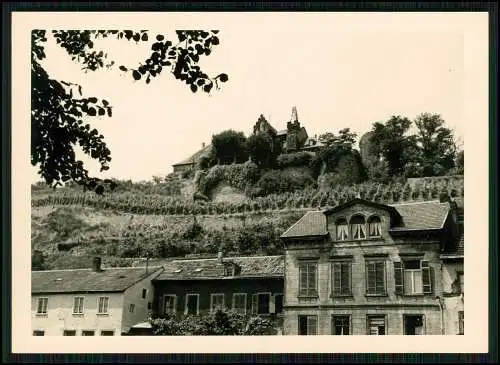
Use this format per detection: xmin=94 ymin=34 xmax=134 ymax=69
xmin=368 ymin=216 xmax=382 ymax=237
xmin=350 ymin=215 xmax=366 ymax=240
xmin=335 ymin=218 xmax=349 ymax=241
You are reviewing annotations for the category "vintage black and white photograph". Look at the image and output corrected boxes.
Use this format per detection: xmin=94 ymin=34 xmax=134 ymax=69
xmin=11 ymin=9 xmax=489 ymax=353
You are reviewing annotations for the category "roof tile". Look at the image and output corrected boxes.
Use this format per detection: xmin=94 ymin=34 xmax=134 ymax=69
xmin=32 ymin=266 xmax=163 ymax=294
xmin=154 ymin=255 xmax=284 ymax=280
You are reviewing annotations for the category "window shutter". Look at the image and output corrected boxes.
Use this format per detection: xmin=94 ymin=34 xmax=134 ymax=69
xmin=394 ymin=261 xmax=404 ymax=295
xmin=421 ymin=260 xmax=432 ymax=294
xmin=251 ymin=294 xmax=258 ymax=314
xmin=299 ymin=265 xmax=307 ymax=296
xmin=269 ymin=294 xmax=275 ymax=314
xmin=332 ymin=263 xmax=341 ymax=295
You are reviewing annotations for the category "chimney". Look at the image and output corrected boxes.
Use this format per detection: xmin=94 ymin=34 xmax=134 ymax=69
xmin=92 ymin=256 xmax=102 ymax=272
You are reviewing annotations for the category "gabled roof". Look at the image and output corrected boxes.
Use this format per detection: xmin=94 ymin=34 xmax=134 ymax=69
xmin=172 ymin=144 xmax=212 ymax=167
xmin=280 ymin=211 xmax=328 ymax=239
xmin=390 ymin=201 xmax=450 ymax=231
xmin=154 ymin=255 xmax=284 ymax=280
xmin=32 ymin=266 xmax=163 ymax=294
xmin=280 ymin=199 xmax=452 ymax=239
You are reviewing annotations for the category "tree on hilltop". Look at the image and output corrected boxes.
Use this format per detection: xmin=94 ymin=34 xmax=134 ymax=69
xmin=211 ymin=130 xmax=248 ymax=165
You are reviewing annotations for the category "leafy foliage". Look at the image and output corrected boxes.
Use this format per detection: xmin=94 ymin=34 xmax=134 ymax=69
xmin=150 ymin=309 xmax=275 ymax=336
xmin=368 ymin=116 xmax=419 ymax=178
xmin=276 ymin=151 xmax=315 ymax=169
xmin=251 ymin=168 xmax=317 ymax=197
xmin=32 ymin=29 xmax=227 ymax=193
xmin=246 ymin=133 xmax=275 ymax=168
xmin=196 ymin=162 xmax=260 ymax=196
xmin=211 ymin=130 xmax=248 ymax=165
xmin=414 ymin=113 xmax=457 ymax=176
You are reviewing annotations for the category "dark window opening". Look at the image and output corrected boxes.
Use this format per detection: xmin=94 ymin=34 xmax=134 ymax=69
xmin=404 ymin=315 xmax=424 ymax=335
xmin=275 ymin=294 xmax=283 ymax=314
xmin=33 ymin=330 xmax=45 ymax=336
xmin=298 ymin=315 xmax=317 ymax=335
xmin=332 ymin=315 xmax=350 ymax=335
xmin=186 ymin=295 xmax=198 ymax=315
xmin=82 ymin=330 xmax=95 ymax=336
xmin=142 ymin=289 xmax=147 ymax=299
xmin=63 ymin=330 xmax=76 ymax=336
xmin=100 ymin=330 xmax=115 ymax=336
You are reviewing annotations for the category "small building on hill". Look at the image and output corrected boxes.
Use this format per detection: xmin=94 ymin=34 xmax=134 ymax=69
xmin=280 ymin=197 xmax=462 ymax=335
xmin=31 ymin=257 xmax=163 ymax=336
xmin=172 ymin=143 xmax=212 ymax=173
xmin=152 ymin=252 xmax=285 ymax=333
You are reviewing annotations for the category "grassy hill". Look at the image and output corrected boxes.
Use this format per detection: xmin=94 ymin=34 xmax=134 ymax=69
xmin=31 ymin=173 xmax=464 ymax=270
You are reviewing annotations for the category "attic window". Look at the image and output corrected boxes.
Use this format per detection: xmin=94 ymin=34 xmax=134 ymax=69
xmin=174 ymin=269 xmax=182 ymax=273
xmin=118 ymin=275 xmax=126 ymax=278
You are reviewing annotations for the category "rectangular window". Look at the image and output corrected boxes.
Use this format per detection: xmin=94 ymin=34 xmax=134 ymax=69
xmin=100 ymin=330 xmax=114 ymax=336
xmin=332 ymin=315 xmax=351 ymax=335
xmin=81 ymin=330 xmax=95 ymax=336
xmin=395 ymin=260 xmax=432 ymax=295
xmin=185 ymin=294 xmax=199 ymax=316
xmin=366 ymin=260 xmax=386 ymax=295
xmin=129 ymin=304 xmax=135 ymax=313
xmin=274 ymin=294 xmax=284 ymax=314
xmin=36 ymin=297 xmax=48 ymax=314
xmin=33 ymin=330 xmax=45 ymax=336
xmin=331 ymin=261 xmax=352 ymax=296
xmin=63 ymin=330 xmax=76 ymax=336
xmin=163 ymin=295 xmax=177 ymax=315
xmin=458 ymin=311 xmax=464 ymax=335
xmin=403 ymin=315 xmax=424 ymax=335
xmin=210 ymin=293 xmax=225 ymax=312
xmin=298 ymin=315 xmax=318 ymax=335
xmin=73 ymin=297 xmax=84 ymax=314
xmin=367 ymin=315 xmax=386 ymax=335
xmin=142 ymin=289 xmax=147 ymax=299
xmin=232 ymin=293 xmax=247 ymax=314
xmin=299 ymin=262 xmax=318 ymax=297
xmin=252 ymin=293 xmax=271 ymax=314
xmin=98 ymin=296 xmax=109 ymax=314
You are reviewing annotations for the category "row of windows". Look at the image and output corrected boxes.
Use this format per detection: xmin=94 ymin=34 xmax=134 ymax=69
xmin=33 ymin=329 xmax=115 ymax=336
xmin=299 ymin=258 xmax=434 ymax=297
xmin=163 ymin=293 xmax=284 ymax=316
xmin=335 ymin=215 xmax=382 ymax=241
xmin=299 ymin=312 xmax=465 ymax=335
xmin=36 ymin=296 xmax=110 ymax=315
xmin=36 ymin=289 xmax=149 ymax=315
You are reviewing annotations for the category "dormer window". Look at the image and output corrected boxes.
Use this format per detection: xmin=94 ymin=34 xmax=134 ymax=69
xmin=336 ymin=218 xmax=349 ymax=241
xmin=350 ymin=215 xmax=366 ymax=240
xmin=368 ymin=216 xmax=382 ymax=237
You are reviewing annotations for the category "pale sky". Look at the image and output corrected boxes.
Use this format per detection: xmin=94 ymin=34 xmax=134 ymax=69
xmin=31 ymin=13 xmax=467 ymax=183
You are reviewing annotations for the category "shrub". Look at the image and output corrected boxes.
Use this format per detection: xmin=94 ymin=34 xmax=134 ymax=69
xmin=276 ymin=151 xmax=315 ymax=169
xmin=196 ymin=162 xmax=260 ymax=196
xmin=253 ymin=168 xmax=316 ymax=196
xmin=150 ymin=310 xmax=275 ymax=336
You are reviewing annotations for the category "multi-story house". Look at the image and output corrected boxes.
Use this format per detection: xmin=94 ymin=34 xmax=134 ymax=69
xmin=152 ymin=252 xmax=285 ymax=333
xmin=280 ymin=197 xmax=461 ymax=335
xmin=31 ymin=257 xmax=163 ymax=336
